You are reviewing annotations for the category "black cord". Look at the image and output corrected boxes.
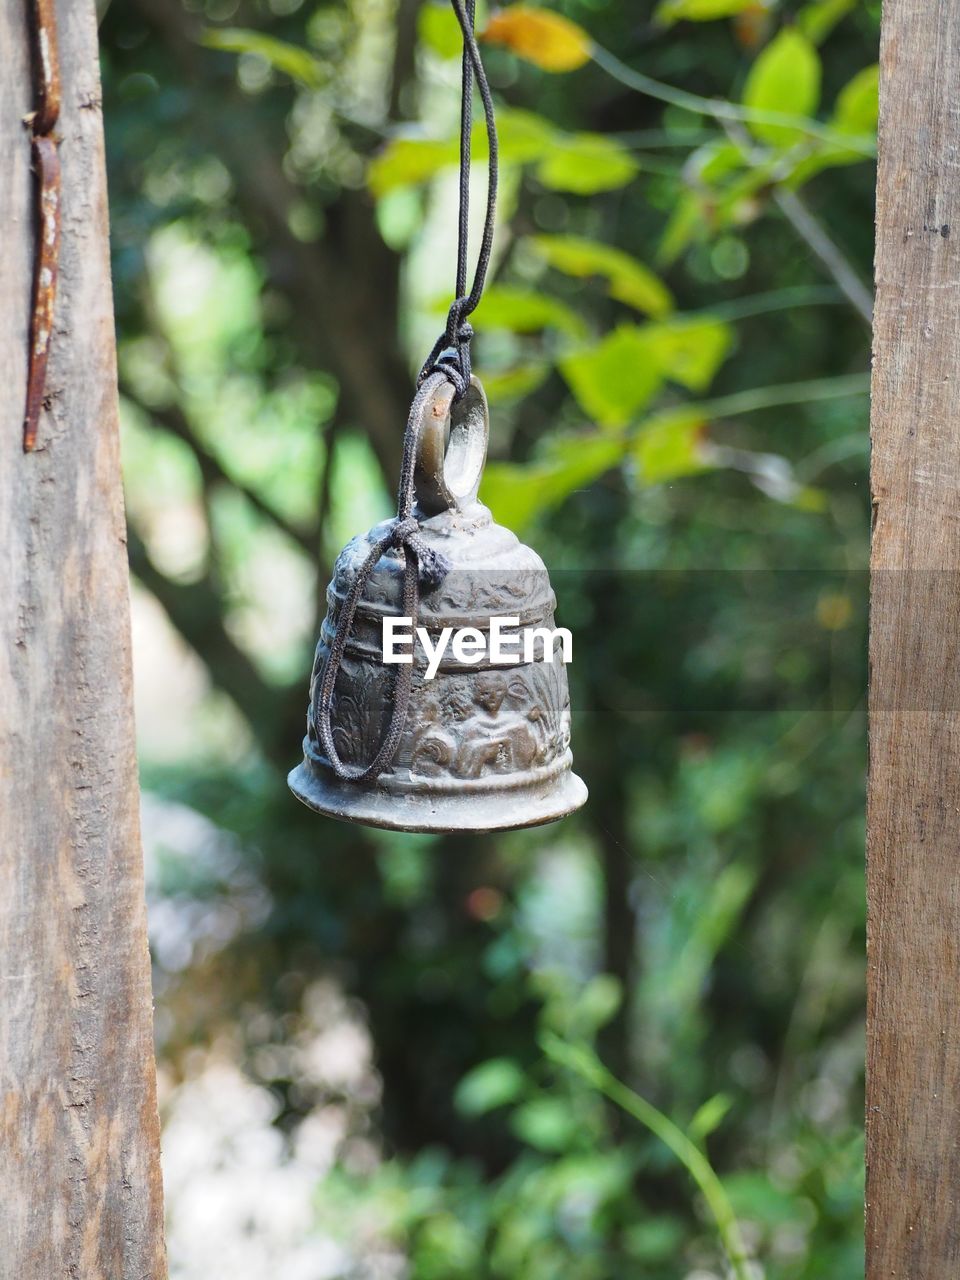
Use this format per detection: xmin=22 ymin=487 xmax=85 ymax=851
xmin=311 ymin=3 xmax=498 ymax=784
xmin=455 ymin=0 xmax=476 ymax=303
xmin=418 ymin=0 xmax=499 ymax=399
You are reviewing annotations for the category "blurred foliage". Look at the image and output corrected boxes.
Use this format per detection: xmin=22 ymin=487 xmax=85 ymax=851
xmin=101 ymin=0 xmax=873 ymax=1274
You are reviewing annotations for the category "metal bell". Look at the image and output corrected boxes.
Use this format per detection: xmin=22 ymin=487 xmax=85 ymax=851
xmin=288 ymin=374 xmax=587 ymax=833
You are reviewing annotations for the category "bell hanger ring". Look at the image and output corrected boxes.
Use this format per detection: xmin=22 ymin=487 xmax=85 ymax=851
xmin=414 ymin=373 xmax=489 ymax=517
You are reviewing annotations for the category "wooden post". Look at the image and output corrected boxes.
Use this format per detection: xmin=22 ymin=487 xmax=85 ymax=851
xmin=868 ymin=1 xmax=960 ymax=1273
xmin=0 ymin=2 xmax=167 ymax=1276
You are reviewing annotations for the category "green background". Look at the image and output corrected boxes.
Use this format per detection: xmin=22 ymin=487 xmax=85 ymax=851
xmin=100 ymin=0 xmax=875 ymax=1274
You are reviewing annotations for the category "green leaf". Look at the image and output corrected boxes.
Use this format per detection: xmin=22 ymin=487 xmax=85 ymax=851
xmin=633 ymin=409 xmax=709 ymax=483
xmin=689 ymin=140 xmax=746 ymax=185
xmin=480 ymin=435 xmax=624 ymax=527
xmin=493 ymin=107 xmax=559 ymax=165
xmin=510 ymin=1098 xmax=580 ymax=1152
xmin=722 ymin=1171 xmax=810 ymax=1227
xmin=469 ymin=285 xmax=587 ymax=337
xmin=656 ymin=0 xmax=764 ymax=26
xmin=658 ymin=192 xmax=705 ymax=265
xmin=536 ymin=132 xmax=639 ymax=194
xmin=481 ymin=364 xmax=551 ymax=404
xmin=571 ymin=974 xmax=623 ymax=1033
xmin=560 ymin=327 xmax=664 ymax=427
xmin=478 ymin=462 xmax=551 ymax=528
xmin=786 ymin=64 xmax=878 ymax=187
xmin=454 ymin=1058 xmax=526 ymax=1117
xmin=200 ymin=27 xmax=324 ymax=88
xmin=367 ymin=107 xmax=556 ymax=196
xmin=792 ymin=485 xmax=829 ymax=512
xmin=832 ymin=63 xmax=879 ymax=137
xmin=642 ymin=317 xmax=733 ymax=392
xmin=530 ymin=234 xmax=674 ymax=317
xmin=375 ymin=188 xmax=423 ymax=251
xmin=624 ymin=1218 xmax=686 ymax=1263
xmin=368 ymin=136 xmax=458 ymax=197
xmin=796 ymin=0 xmax=856 ymax=44
xmin=688 ymin=1093 xmax=734 ymax=1145
xmin=559 ymin=318 xmax=730 ymax=426
xmin=743 ymin=30 xmax=822 ymax=145
xmin=418 ymin=1 xmax=464 ymax=58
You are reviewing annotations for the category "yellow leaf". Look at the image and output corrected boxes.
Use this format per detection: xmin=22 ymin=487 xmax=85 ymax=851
xmin=482 ymin=6 xmax=592 ymax=72
xmin=815 ymin=591 xmax=853 ymax=630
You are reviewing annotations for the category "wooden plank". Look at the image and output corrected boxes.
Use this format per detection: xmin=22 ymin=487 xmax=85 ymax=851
xmin=0 ymin=2 xmax=167 ymax=1275
xmin=867 ymin=0 xmax=960 ymax=1273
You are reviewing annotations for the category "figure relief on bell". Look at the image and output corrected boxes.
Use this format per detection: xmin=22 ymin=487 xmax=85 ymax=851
xmin=401 ymin=663 xmax=572 ymax=783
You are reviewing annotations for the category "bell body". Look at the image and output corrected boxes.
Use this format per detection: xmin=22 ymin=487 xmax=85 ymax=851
xmin=289 ymin=498 xmax=587 ymax=833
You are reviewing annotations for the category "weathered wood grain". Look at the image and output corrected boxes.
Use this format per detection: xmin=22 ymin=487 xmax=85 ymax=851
xmin=867 ymin=1 xmax=960 ymax=1274
xmin=0 ymin=2 xmax=167 ymax=1275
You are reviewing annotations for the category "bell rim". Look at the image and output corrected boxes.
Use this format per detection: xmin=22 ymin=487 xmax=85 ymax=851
xmin=287 ymin=759 xmax=588 ymax=834
xmin=300 ymin=738 xmax=576 ymax=795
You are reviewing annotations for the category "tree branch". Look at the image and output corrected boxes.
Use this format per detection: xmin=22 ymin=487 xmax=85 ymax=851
xmin=389 ymin=0 xmax=423 ymax=121
xmin=122 ymin=384 xmax=319 ymax=559
xmin=127 ymin=525 xmax=290 ymax=764
xmin=130 ymin=0 xmax=412 ymax=482
xmin=719 ymin=118 xmax=873 ymax=329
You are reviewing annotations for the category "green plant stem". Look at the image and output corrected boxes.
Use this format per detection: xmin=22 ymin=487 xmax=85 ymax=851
xmin=696 ymin=284 xmax=843 ymax=323
xmin=773 ymin=188 xmax=873 ymax=327
xmin=591 ymin=44 xmax=875 ymax=158
xmin=611 ymin=129 xmax=717 ymax=148
xmin=542 ymin=1033 xmax=752 ymax=1280
xmin=718 ymin=118 xmax=874 ymax=328
xmin=692 ymin=372 xmax=869 ymax=421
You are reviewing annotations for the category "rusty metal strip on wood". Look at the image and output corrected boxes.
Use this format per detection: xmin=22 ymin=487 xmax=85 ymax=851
xmin=23 ymin=0 xmax=61 ymax=453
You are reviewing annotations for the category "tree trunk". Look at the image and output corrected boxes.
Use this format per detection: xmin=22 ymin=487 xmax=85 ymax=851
xmin=867 ymin=0 xmax=960 ymax=1273
xmin=0 ymin=2 xmax=167 ymax=1276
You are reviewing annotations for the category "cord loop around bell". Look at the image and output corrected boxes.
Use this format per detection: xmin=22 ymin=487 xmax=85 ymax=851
xmin=311 ymin=374 xmax=457 ymax=784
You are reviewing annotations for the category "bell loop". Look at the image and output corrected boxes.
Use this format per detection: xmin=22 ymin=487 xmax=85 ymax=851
xmin=414 ymin=374 xmax=489 ymax=518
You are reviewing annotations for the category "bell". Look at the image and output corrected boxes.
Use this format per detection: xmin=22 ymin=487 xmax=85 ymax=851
xmin=288 ymin=373 xmax=587 ymax=833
